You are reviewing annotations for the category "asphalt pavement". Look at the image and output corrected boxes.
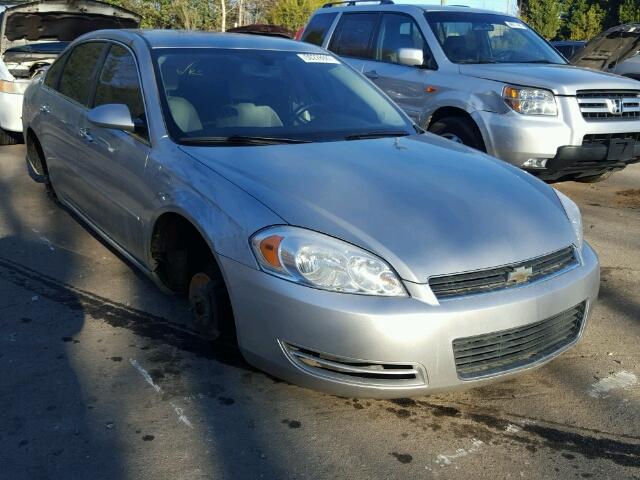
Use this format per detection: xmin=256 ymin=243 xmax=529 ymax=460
xmin=0 ymin=144 xmax=638 ymax=479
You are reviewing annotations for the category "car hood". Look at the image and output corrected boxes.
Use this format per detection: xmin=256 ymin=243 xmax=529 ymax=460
xmin=571 ymin=23 xmax=640 ymax=71
xmin=0 ymin=0 xmax=140 ymax=55
xmin=459 ymin=63 xmax=639 ymax=95
xmin=181 ymin=135 xmax=576 ymax=283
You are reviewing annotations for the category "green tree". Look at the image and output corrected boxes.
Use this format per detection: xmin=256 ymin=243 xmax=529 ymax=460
xmin=566 ymin=0 xmax=605 ymax=39
xmin=619 ymin=0 xmax=640 ymax=23
xmin=266 ymin=0 xmax=324 ymax=31
xmin=521 ymin=0 xmax=562 ymax=39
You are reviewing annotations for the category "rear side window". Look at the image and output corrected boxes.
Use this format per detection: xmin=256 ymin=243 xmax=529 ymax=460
xmin=58 ymin=42 xmax=107 ymax=106
xmin=329 ymin=13 xmax=379 ymax=59
xmin=44 ymin=52 xmax=68 ymax=90
xmin=302 ymin=13 xmax=338 ymax=46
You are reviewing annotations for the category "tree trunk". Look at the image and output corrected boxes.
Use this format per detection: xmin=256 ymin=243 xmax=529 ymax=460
xmin=220 ymin=0 xmax=226 ymax=31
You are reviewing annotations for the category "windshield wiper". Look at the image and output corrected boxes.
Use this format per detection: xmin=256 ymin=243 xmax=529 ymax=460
xmin=179 ymin=135 xmax=311 ymax=145
xmin=521 ymin=60 xmax=561 ymax=64
xmin=345 ymin=131 xmax=411 ymax=140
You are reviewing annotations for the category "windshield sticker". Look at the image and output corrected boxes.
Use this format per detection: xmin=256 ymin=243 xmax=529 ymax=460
xmin=505 ymin=21 xmax=527 ymax=29
xmin=297 ymin=53 xmax=340 ymax=64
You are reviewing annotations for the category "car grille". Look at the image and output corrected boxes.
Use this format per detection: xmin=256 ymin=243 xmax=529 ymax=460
xmin=429 ymin=247 xmax=577 ymax=299
xmin=280 ymin=341 xmax=426 ymax=387
xmin=452 ymin=302 xmax=586 ymax=379
xmin=576 ymin=90 xmax=640 ymax=120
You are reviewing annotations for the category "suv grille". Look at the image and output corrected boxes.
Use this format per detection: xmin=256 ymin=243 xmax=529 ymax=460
xmin=577 ymin=90 xmax=640 ymax=120
xmin=453 ymin=302 xmax=586 ymax=379
xmin=429 ymin=247 xmax=577 ymax=299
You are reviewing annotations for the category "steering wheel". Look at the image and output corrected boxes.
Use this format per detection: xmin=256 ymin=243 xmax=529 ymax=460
xmin=292 ymin=103 xmax=327 ymax=124
xmin=493 ymin=50 xmax=518 ymax=62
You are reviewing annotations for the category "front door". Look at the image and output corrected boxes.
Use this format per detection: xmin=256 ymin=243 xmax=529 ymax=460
xmin=362 ymin=13 xmax=438 ymax=124
xmin=76 ymin=44 xmax=151 ymax=261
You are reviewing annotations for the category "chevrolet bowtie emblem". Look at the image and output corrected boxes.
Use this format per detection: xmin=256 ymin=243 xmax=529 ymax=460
xmin=507 ymin=266 xmax=533 ymax=284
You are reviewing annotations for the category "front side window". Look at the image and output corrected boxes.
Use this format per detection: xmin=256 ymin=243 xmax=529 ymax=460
xmin=58 ymin=42 xmax=107 ymax=106
xmin=329 ymin=13 xmax=379 ymax=59
xmin=426 ymin=12 xmax=565 ymax=65
xmin=375 ymin=13 xmax=436 ymax=68
xmin=302 ymin=13 xmax=338 ymax=46
xmin=44 ymin=51 xmax=68 ymax=90
xmin=94 ymin=44 xmax=147 ymax=139
xmin=153 ymin=48 xmax=412 ymax=144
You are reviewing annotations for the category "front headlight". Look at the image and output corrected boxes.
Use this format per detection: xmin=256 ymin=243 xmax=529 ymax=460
xmin=0 ymin=79 xmax=28 ymax=95
xmin=250 ymin=226 xmax=406 ymax=296
xmin=503 ymin=85 xmax=557 ymax=116
xmin=555 ymin=190 xmax=583 ymax=250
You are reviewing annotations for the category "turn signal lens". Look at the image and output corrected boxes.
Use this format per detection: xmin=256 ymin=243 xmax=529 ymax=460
xmin=0 ymin=79 xmax=28 ymax=94
xmin=259 ymin=235 xmax=283 ymax=269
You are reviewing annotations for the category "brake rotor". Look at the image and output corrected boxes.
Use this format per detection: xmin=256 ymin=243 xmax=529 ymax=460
xmin=188 ymin=272 xmax=220 ymax=340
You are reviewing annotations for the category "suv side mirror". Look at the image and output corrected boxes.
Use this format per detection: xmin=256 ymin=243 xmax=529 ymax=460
xmin=398 ymin=48 xmax=424 ymax=67
xmin=87 ymin=104 xmax=135 ymax=132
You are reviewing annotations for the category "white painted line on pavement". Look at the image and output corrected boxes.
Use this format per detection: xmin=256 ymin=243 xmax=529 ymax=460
xmin=130 ymin=358 xmax=194 ymax=429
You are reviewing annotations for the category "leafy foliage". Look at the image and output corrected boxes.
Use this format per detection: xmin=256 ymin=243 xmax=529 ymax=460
xmin=522 ymin=0 xmax=562 ymax=39
xmin=619 ymin=0 xmax=640 ymax=23
xmin=266 ymin=0 xmax=324 ymax=31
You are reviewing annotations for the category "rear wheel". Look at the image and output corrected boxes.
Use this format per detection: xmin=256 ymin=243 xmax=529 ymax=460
xmin=0 ymin=128 xmax=21 ymax=146
xmin=26 ymin=132 xmax=58 ymax=201
xmin=428 ymin=116 xmax=485 ymax=151
xmin=573 ymin=171 xmax=613 ymax=183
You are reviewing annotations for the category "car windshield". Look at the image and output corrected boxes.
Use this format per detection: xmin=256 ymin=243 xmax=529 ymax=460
xmin=426 ymin=12 xmax=566 ymax=65
xmin=153 ymin=48 xmax=414 ymax=144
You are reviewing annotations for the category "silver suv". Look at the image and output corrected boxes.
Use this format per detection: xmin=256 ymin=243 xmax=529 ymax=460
xmin=301 ymin=1 xmax=640 ymax=182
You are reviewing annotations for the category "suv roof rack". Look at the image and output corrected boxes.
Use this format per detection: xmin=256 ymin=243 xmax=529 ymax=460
xmin=322 ymin=0 xmax=394 ymax=8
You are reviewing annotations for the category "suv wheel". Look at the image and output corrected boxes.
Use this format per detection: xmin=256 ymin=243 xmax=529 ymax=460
xmin=0 ymin=128 xmax=22 ymax=146
xmin=428 ymin=117 xmax=485 ymax=151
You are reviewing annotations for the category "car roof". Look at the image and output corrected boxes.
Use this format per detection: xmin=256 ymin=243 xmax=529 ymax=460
xmin=318 ymin=3 xmax=508 ymax=16
xmin=80 ymin=29 xmax=325 ymax=52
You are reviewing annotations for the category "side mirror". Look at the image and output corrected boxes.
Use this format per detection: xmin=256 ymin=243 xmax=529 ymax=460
xmin=398 ymin=48 xmax=424 ymax=67
xmin=87 ymin=104 xmax=135 ymax=132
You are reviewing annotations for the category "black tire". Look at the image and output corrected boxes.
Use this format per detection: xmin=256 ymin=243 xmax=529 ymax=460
xmin=188 ymin=263 xmax=234 ymax=342
xmin=0 ymin=128 xmax=22 ymax=146
xmin=428 ymin=116 xmax=486 ymax=151
xmin=573 ymin=171 xmax=613 ymax=183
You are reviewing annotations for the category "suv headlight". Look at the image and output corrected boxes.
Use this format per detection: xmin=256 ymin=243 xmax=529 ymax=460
xmin=555 ymin=190 xmax=583 ymax=250
xmin=251 ymin=226 xmax=406 ymax=296
xmin=0 ymin=79 xmax=28 ymax=95
xmin=503 ymin=86 xmax=557 ymax=116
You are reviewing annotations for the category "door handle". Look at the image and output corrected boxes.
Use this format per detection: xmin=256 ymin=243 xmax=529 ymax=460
xmin=78 ymin=127 xmax=93 ymax=143
xmin=364 ymin=70 xmax=379 ymax=79
xmin=39 ymin=105 xmax=51 ymax=115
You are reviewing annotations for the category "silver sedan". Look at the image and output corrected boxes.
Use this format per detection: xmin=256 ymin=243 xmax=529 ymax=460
xmin=22 ymin=30 xmax=599 ymax=398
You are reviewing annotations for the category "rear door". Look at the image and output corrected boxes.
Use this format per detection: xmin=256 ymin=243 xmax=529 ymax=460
xmin=76 ymin=43 xmax=151 ymax=260
xmin=362 ymin=12 xmax=438 ymax=123
xmin=38 ymin=41 xmax=108 ymax=207
xmin=327 ymin=12 xmax=380 ymax=73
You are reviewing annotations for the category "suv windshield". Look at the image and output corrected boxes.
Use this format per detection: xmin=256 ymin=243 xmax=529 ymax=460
xmin=153 ymin=48 xmax=413 ymax=144
xmin=426 ymin=12 xmax=566 ymax=65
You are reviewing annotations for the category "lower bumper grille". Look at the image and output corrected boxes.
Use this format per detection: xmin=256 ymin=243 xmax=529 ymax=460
xmin=429 ymin=247 xmax=577 ymax=299
xmin=280 ymin=341 xmax=426 ymax=387
xmin=453 ymin=302 xmax=586 ymax=379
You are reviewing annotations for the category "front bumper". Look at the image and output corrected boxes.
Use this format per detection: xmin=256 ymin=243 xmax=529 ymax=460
xmin=473 ymin=96 xmax=640 ymax=180
xmin=0 ymin=91 xmax=24 ymax=132
xmin=220 ymin=243 xmax=600 ymax=398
